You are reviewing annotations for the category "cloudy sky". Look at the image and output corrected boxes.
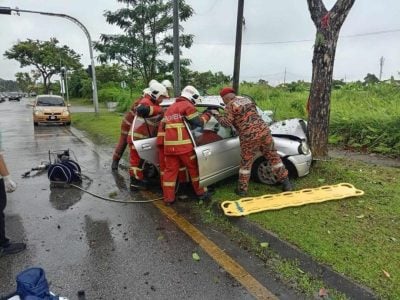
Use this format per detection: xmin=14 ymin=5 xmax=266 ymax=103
xmin=0 ymin=0 xmax=399 ymax=85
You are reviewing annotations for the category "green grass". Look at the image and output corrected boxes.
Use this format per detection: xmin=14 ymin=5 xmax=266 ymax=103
xmin=208 ymin=160 xmax=400 ymax=299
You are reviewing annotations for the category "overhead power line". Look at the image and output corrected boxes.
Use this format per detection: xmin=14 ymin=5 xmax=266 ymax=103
xmin=193 ymin=28 xmax=400 ymax=46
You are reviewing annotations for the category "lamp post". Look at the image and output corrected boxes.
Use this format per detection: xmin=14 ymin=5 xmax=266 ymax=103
xmin=0 ymin=6 xmax=99 ymax=114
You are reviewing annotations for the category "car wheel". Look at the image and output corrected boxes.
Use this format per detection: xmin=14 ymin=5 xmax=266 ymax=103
xmin=251 ymin=157 xmax=297 ymax=185
xmin=65 ymin=122 xmax=71 ymax=126
xmin=34 ymin=122 xmax=38 ymax=126
xmin=251 ymin=157 xmax=278 ymax=185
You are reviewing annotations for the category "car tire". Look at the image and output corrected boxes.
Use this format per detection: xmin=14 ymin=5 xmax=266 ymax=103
xmin=251 ymin=157 xmax=297 ymax=185
xmin=33 ymin=122 xmax=38 ymax=126
xmin=251 ymin=157 xmax=278 ymax=185
xmin=65 ymin=122 xmax=71 ymax=126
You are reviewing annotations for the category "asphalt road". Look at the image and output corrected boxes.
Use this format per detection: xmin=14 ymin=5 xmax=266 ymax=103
xmin=0 ymin=99 xmax=259 ymax=299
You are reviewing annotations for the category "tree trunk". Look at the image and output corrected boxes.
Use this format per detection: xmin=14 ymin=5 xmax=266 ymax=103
xmin=307 ymin=0 xmax=355 ymax=158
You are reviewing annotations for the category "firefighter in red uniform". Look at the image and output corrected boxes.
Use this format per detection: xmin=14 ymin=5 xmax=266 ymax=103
xmin=213 ymin=87 xmax=293 ymax=196
xmin=128 ymin=81 xmax=168 ymax=190
xmin=162 ymin=85 xmax=212 ymax=204
xmin=111 ymin=79 xmax=171 ymax=171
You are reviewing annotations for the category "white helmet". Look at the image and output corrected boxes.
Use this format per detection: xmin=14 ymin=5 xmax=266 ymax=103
xmin=148 ymin=79 xmax=158 ymax=86
xmin=146 ymin=81 xmax=168 ymax=100
xmin=181 ymin=85 xmax=201 ymax=104
xmin=161 ymin=79 xmax=173 ymax=90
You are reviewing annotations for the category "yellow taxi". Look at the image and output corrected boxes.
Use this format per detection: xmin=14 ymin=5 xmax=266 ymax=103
xmin=32 ymin=95 xmax=71 ymax=126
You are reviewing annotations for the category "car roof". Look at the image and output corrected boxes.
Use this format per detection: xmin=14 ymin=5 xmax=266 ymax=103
xmin=161 ymin=95 xmax=225 ymax=109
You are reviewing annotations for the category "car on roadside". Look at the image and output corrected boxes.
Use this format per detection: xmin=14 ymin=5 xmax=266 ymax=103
xmin=8 ymin=91 xmax=21 ymax=101
xmin=132 ymin=95 xmax=312 ymax=187
xmin=32 ymin=95 xmax=71 ymax=126
xmin=0 ymin=93 xmax=6 ymax=103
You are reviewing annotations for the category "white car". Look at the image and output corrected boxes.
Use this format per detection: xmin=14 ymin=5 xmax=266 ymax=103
xmin=133 ymin=96 xmax=312 ymax=187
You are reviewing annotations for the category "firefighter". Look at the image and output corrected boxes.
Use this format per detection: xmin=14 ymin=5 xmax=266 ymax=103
xmin=111 ymin=79 xmax=172 ymax=171
xmin=212 ymin=87 xmax=293 ymax=196
xmin=162 ymin=85 xmax=212 ymax=204
xmin=128 ymin=81 xmax=168 ymax=190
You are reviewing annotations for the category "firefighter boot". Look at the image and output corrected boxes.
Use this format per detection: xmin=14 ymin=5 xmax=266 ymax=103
xmin=111 ymin=160 xmax=119 ymax=171
xmin=234 ymin=188 xmax=247 ymax=197
xmin=281 ymin=178 xmax=293 ymax=192
xmin=197 ymin=191 xmax=212 ymax=202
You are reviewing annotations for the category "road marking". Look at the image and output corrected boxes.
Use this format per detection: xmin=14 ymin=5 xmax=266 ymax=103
xmin=144 ymin=192 xmax=277 ymax=300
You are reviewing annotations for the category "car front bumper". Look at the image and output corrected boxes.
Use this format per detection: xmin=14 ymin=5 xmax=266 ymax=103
xmin=287 ymin=152 xmax=312 ymax=177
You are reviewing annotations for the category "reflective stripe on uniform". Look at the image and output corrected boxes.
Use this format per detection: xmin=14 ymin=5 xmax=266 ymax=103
xmin=164 ymin=139 xmax=192 ymax=146
xmin=187 ymin=112 xmax=199 ymax=120
xmin=239 ymin=168 xmax=251 ymax=175
xmin=157 ymin=132 xmax=165 ymax=137
xmin=121 ymin=130 xmax=129 ymax=135
xmin=179 ymin=167 xmax=186 ymax=171
xmin=165 ymin=123 xmax=186 ymax=128
xmin=149 ymin=106 xmax=154 ymax=116
xmin=190 ymin=155 xmax=196 ymax=160
xmin=163 ymin=181 xmax=176 ymax=187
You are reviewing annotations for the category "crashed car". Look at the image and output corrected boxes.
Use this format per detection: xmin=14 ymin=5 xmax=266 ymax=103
xmin=132 ymin=96 xmax=312 ymax=187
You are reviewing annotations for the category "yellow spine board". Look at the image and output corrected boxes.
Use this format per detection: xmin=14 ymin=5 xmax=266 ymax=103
xmin=221 ymin=183 xmax=364 ymax=217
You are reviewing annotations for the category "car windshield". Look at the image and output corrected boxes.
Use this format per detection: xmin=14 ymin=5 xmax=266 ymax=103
xmin=37 ymin=97 xmax=65 ymax=106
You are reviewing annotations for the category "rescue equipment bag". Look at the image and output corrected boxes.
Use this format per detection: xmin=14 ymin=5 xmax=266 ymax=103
xmin=47 ymin=159 xmax=81 ymax=184
xmin=16 ymin=267 xmax=59 ymax=299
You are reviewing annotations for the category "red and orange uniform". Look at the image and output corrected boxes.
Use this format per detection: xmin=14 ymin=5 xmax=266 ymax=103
xmin=127 ymin=94 xmax=163 ymax=180
xmin=162 ymin=97 xmax=211 ymax=203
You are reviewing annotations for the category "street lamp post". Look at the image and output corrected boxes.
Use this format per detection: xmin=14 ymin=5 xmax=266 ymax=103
xmin=0 ymin=6 xmax=99 ymax=114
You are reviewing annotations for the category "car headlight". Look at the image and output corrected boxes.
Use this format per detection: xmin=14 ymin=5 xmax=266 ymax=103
xmin=34 ymin=109 xmax=43 ymax=116
xmin=62 ymin=109 xmax=70 ymax=116
xmin=298 ymin=140 xmax=310 ymax=155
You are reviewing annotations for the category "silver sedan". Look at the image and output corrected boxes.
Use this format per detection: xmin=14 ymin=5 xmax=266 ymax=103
xmin=133 ymin=96 xmax=312 ymax=187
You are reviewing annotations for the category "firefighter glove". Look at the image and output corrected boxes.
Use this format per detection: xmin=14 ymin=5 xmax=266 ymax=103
xmin=4 ymin=175 xmax=17 ymax=193
xmin=136 ymin=105 xmax=150 ymax=117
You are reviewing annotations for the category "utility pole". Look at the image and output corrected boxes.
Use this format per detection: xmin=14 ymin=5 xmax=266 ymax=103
xmin=172 ymin=0 xmax=181 ymax=96
xmin=232 ymin=0 xmax=244 ymax=93
xmin=283 ymin=67 xmax=287 ymax=86
xmin=0 ymin=6 xmax=99 ymax=114
xmin=379 ymin=56 xmax=385 ymax=81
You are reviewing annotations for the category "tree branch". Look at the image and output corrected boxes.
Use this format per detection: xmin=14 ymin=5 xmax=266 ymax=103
xmin=307 ymin=0 xmax=327 ymax=26
xmin=330 ymin=0 xmax=356 ymax=31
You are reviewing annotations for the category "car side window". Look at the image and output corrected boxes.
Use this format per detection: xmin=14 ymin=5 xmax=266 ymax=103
xmin=192 ymin=111 xmax=235 ymax=147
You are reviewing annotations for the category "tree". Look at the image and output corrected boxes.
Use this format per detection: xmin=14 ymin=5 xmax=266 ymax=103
xmin=307 ymin=0 xmax=355 ymax=158
xmin=95 ymin=0 xmax=194 ymax=86
xmin=363 ymin=73 xmax=379 ymax=85
xmin=4 ymin=38 xmax=82 ymax=94
xmin=15 ymin=72 xmax=34 ymax=93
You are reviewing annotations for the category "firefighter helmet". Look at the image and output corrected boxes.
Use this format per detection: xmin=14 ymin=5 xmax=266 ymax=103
xmin=146 ymin=81 xmax=168 ymax=100
xmin=181 ymin=85 xmax=201 ymax=104
xmin=161 ymin=79 xmax=173 ymax=90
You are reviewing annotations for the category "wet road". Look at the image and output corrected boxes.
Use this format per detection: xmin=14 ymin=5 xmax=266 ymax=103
xmin=0 ymin=99 xmax=256 ymax=299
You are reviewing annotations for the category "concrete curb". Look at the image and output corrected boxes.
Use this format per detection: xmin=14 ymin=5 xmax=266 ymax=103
xmin=224 ymin=212 xmax=377 ymax=299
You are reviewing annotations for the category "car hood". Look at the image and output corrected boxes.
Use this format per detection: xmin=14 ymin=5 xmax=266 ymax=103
xmin=270 ymin=118 xmax=308 ymax=140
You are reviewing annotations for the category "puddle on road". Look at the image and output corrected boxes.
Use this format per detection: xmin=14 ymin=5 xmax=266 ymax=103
xmin=49 ymin=177 xmax=92 ymax=211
